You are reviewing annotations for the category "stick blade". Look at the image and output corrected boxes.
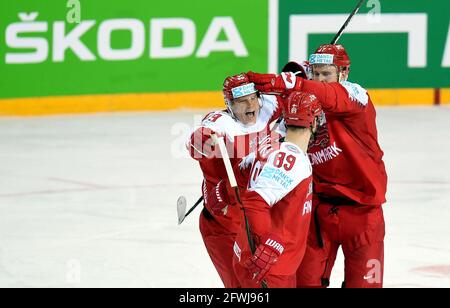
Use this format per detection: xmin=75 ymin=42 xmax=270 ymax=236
xmin=177 ymin=196 xmax=187 ymax=225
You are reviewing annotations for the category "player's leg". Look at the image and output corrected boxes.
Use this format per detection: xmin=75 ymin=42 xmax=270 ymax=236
xmin=297 ymin=203 xmax=340 ymax=288
xmin=296 ymin=239 xmax=339 ymax=288
xmin=199 ymin=208 xmax=241 ymax=288
xmin=340 ymin=205 xmax=385 ymax=288
xmin=233 ymin=262 xmax=259 ymax=288
xmin=342 ymin=241 xmax=384 ymax=288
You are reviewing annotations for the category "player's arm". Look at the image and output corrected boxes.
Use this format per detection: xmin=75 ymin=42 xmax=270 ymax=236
xmin=239 ymin=190 xmax=283 ymax=283
xmin=201 ymin=153 xmax=250 ymax=217
xmin=247 ymin=71 xmax=369 ymax=116
xmin=301 ymin=79 xmax=370 ymax=116
xmin=186 ymin=112 xmax=226 ymax=161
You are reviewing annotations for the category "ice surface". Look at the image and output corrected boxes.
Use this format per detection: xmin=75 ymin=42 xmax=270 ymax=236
xmin=0 ymin=106 xmax=449 ymax=288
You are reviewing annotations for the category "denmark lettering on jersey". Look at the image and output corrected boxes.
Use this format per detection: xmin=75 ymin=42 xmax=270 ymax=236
xmin=302 ymin=183 xmax=313 ymax=216
xmin=308 ymin=141 xmax=343 ymax=165
xmin=303 ymin=200 xmax=312 ymax=216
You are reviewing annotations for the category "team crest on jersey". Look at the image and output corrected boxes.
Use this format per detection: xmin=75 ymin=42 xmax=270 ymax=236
xmin=309 ymin=94 xmax=318 ymax=102
xmin=291 ymin=104 xmax=298 ymax=114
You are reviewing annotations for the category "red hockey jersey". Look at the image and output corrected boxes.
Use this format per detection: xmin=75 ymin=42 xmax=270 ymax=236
xmin=302 ymin=79 xmax=388 ymax=206
xmin=233 ymin=142 xmax=313 ymax=276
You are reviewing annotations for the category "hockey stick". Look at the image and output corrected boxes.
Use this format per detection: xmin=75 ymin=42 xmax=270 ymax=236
xmin=177 ymin=195 xmax=204 ymax=225
xmin=211 ymin=134 xmax=268 ymax=289
xmin=330 ymin=0 xmax=365 ymax=44
xmin=281 ymin=1 xmax=365 ymax=78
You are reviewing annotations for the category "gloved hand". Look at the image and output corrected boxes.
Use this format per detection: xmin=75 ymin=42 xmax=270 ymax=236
xmin=187 ymin=127 xmax=223 ymax=160
xmin=206 ymin=179 xmax=238 ymax=216
xmin=244 ymin=234 xmax=285 ymax=283
xmin=247 ymin=71 xmax=304 ymax=94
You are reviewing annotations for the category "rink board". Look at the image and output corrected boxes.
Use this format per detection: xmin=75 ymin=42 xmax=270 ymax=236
xmin=0 ymin=88 xmax=449 ymax=116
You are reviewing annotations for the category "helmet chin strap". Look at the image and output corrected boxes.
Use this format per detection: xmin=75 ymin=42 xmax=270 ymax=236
xmin=226 ymin=101 xmax=236 ymax=119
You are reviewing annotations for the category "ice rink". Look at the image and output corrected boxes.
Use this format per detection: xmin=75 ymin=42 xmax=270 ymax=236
xmin=0 ymin=106 xmax=449 ymax=288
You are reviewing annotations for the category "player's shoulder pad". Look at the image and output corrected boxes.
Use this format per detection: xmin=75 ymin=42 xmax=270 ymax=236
xmin=253 ymin=142 xmax=311 ymax=206
xmin=340 ymin=81 xmax=369 ymax=106
xmin=201 ymin=110 xmax=235 ymax=133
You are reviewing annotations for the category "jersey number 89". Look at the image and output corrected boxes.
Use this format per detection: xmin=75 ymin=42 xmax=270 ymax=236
xmin=273 ymin=152 xmax=296 ymax=171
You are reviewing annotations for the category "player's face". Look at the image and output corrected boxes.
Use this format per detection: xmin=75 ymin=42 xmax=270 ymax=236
xmin=231 ymin=93 xmax=260 ymax=125
xmin=312 ymin=65 xmax=339 ymax=83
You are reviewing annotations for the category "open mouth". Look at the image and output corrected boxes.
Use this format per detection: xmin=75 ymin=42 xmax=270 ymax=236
xmin=245 ymin=111 xmax=256 ymax=117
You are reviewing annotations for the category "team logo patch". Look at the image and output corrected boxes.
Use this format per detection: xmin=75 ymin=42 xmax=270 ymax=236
xmin=260 ymin=166 xmax=294 ymax=189
xmin=231 ymin=83 xmax=257 ymax=99
xmin=260 ymin=166 xmax=277 ymax=179
xmin=309 ymin=53 xmax=334 ymax=65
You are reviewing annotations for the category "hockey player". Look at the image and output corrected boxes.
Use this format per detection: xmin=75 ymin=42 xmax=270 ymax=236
xmin=187 ymin=73 xmax=285 ymax=288
xmin=206 ymin=91 xmax=322 ymax=288
xmin=246 ymin=44 xmax=388 ymax=288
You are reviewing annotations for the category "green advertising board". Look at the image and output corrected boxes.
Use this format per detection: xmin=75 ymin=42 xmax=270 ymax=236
xmin=278 ymin=0 xmax=450 ymax=88
xmin=0 ymin=0 xmax=269 ymax=99
xmin=1 ymin=0 xmax=449 ymax=106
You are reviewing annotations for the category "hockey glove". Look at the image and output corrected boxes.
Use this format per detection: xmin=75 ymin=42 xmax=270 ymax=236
xmin=244 ymin=234 xmax=285 ymax=283
xmin=247 ymin=71 xmax=303 ymax=95
xmin=188 ymin=127 xmax=223 ymax=160
xmin=206 ymin=179 xmax=238 ymax=216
